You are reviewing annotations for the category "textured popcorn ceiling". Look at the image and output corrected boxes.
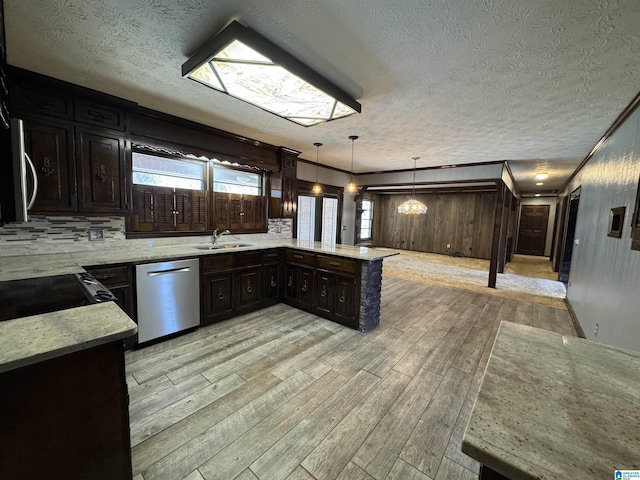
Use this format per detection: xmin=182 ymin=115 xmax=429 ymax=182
xmin=5 ymin=0 xmax=640 ymax=193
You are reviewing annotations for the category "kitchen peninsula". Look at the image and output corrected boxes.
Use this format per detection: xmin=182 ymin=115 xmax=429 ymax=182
xmin=462 ymin=322 xmax=640 ymax=479
xmin=0 ymin=240 xmax=397 ymax=480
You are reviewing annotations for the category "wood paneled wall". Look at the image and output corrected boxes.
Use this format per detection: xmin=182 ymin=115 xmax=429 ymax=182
xmin=373 ymin=192 xmax=496 ymax=259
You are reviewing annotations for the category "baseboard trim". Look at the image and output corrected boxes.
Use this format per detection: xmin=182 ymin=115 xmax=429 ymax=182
xmin=565 ymin=297 xmax=586 ymax=338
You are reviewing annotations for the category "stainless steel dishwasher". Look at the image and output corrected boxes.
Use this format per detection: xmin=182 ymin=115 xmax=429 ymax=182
xmin=135 ymin=258 xmax=200 ymax=343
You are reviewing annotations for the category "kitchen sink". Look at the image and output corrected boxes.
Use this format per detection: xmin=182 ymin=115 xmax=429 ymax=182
xmin=194 ymin=243 xmax=253 ymax=250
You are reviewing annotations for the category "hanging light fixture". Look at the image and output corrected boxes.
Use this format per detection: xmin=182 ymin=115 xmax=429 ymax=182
xmin=312 ymin=142 xmax=323 ymax=195
xmin=346 ymin=135 xmax=358 ymax=194
xmin=398 ymin=157 xmax=428 ymax=215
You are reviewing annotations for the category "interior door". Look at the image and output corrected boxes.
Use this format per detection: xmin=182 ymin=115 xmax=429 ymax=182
xmin=517 ymin=205 xmax=549 ymax=255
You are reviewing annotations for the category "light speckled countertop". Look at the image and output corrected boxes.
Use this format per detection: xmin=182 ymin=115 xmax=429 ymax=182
xmin=0 ymin=240 xmax=398 ymax=373
xmin=462 ymin=322 xmax=640 ymax=479
xmin=0 ymin=302 xmax=137 ymax=373
xmin=0 ymin=239 xmax=398 ymax=282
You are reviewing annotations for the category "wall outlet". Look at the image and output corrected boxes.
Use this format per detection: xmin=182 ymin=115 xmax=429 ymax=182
xmin=446 ymin=244 xmax=450 ymax=249
xmin=88 ymin=228 xmax=105 ymax=241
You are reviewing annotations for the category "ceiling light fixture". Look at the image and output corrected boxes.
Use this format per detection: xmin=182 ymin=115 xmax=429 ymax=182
xmin=182 ymin=20 xmax=361 ymax=126
xmin=398 ymin=157 xmax=427 ymax=215
xmin=535 ymin=172 xmax=549 ymax=180
xmin=312 ymin=142 xmax=323 ymax=195
xmin=345 ymin=135 xmax=358 ymax=194
xmin=536 ymin=182 xmax=544 ymax=186
xmin=535 ymin=193 xmax=541 ymax=197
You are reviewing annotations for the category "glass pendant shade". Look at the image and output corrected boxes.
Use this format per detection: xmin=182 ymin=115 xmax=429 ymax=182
xmin=345 ymin=135 xmax=358 ymax=194
xmin=312 ymin=142 xmax=323 ymax=195
xmin=398 ymin=199 xmax=428 ymax=214
xmin=398 ymin=157 xmax=427 ymax=215
xmin=182 ymin=21 xmax=361 ymax=126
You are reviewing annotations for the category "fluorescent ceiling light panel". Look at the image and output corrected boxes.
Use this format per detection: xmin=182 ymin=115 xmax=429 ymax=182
xmin=182 ymin=21 xmax=361 ymax=126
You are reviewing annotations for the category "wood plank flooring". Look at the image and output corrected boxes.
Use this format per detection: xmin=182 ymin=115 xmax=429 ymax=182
xmin=126 ymin=276 xmax=576 ymax=480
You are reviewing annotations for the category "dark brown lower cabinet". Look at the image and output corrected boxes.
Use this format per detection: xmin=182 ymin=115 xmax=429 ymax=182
xmin=263 ymin=249 xmax=282 ymax=307
xmin=333 ymin=274 xmax=357 ymax=328
xmin=282 ymin=250 xmax=360 ymax=329
xmin=235 ymin=267 xmax=262 ymax=313
xmin=201 ymin=254 xmax=235 ymax=325
xmin=202 ymin=272 xmax=234 ymax=324
xmin=0 ymin=341 xmax=132 ymax=480
xmin=296 ymin=266 xmax=315 ymax=310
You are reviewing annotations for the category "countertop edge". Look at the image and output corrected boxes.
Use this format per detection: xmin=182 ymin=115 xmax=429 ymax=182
xmin=0 ymin=303 xmax=138 ymax=374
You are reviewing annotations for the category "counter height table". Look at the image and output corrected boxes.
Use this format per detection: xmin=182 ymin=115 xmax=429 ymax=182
xmin=462 ymin=322 xmax=640 ymax=479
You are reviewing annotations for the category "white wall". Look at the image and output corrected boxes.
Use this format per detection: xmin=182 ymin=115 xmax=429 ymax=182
xmin=559 ymin=106 xmax=640 ymax=351
xmin=518 ymin=197 xmax=557 ymax=256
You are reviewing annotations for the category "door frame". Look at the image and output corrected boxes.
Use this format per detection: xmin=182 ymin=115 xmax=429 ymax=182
xmin=294 ymin=180 xmax=343 ymax=244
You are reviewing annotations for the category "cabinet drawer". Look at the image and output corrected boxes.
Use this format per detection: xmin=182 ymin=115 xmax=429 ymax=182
xmin=317 ymin=255 xmax=356 ymax=274
xmin=263 ymin=249 xmax=282 ymax=263
xmin=86 ymin=265 xmax=129 ymax=287
xmin=236 ymin=251 xmax=262 ymax=268
xmin=11 ymin=84 xmax=73 ymax=120
xmin=74 ymin=99 xmax=125 ymax=130
xmin=285 ymin=249 xmax=315 ymax=267
xmin=201 ymin=254 xmax=235 ymax=273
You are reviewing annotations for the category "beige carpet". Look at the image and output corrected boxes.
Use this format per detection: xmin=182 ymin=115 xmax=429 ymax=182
xmin=380 ymin=250 xmax=567 ymax=308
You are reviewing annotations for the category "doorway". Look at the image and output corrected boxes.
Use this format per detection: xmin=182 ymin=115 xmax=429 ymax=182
xmin=296 ymin=194 xmax=340 ymax=244
xmin=558 ymin=188 xmax=581 ymax=284
xmin=517 ymin=204 xmax=550 ymax=256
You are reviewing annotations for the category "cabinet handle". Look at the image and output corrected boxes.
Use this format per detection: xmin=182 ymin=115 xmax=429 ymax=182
xmin=321 ymin=286 xmax=326 ymax=297
xmin=329 ymin=261 xmax=341 ymax=267
xmin=270 ymin=276 xmax=276 ymax=287
xmin=287 ymin=275 xmax=293 ymax=287
xmin=246 ymin=281 xmax=253 ymax=294
xmin=339 ymin=296 xmax=345 ymax=303
xmin=294 ymin=254 xmax=304 ymax=259
xmin=97 ymin=164 xmax=108 ymax=183
xmin=41 ymin=157 xmax=54 ymax=177
xmin=301 ymin=280 xmax=307 ymax=292
xmin=267 ymin=253 xmax=278 ymax=258
xmin=217 ymin=287 xmax=224 ymax=300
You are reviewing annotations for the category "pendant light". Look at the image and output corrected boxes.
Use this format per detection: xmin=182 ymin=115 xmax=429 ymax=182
xmin=345 ymin=135 xmax=358 ymax=194
xmin=312 ymin=142 xmax=323 ymax=195
xmin=398 ymin=157 xmax=428 ymax=214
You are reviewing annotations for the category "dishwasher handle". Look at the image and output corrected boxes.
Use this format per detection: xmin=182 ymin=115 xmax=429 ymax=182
xmin=147 ymin=266 xmax=192 ymax=277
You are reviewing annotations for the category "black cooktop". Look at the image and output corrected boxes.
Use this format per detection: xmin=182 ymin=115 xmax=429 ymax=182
xmin=0 ymin=274 xmax=95 ymax=322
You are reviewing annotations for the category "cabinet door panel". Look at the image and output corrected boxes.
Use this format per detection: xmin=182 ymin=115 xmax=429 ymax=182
xmin=264 ymin=263 xmax=281 ymax=303
xmin=236 ymin=268 xmax=261 ymax=312
xmin=202 ymin=273 xmax=233 ymax=324
xmin=297 ymin=266 xmax=314 ymax=309
xmin=24 ymin=120 xmax=77 ymax=213
xmin=76 ymin=128 xmax=126 ymax=213
xmin=315 ymin=271 xmax=333 ymax=315
xmin=334 ymin=275 xmax=357 ymax=327
xmin=281 ymin=171 xmax=296 ymax=218
xmin=284 ymin=264 xmax=296 ymax=301
xmin=190 ymin=190 xmax=208 ymax=231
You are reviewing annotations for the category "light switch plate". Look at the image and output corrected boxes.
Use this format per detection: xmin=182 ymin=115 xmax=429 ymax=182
xmin=88 ymin=228 xmax=105 ymax=241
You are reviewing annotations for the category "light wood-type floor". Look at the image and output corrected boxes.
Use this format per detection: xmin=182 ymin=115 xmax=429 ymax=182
xmin=126 ymin=276 xmax=576 ymax=480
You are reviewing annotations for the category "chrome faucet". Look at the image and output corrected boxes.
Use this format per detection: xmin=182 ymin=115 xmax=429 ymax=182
xmin=212 ymin=229 xmax=230 ymax=244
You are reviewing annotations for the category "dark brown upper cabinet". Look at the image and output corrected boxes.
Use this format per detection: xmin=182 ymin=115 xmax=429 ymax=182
xmin=11 ymin=74 xmax=132 ymax=216
xmin=76 ymin=127 xmax=127 ymax=214
xmin=270 ymin=147 xmax=298 ymax=219
xmin=22 ymin=119 xmax=77 ymax=213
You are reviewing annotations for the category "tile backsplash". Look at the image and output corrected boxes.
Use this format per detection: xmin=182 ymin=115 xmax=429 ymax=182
xmin=0 ymin=216 xmax=293 ymax=257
